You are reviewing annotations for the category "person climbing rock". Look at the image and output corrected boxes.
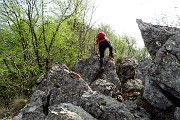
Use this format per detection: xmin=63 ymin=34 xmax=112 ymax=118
xmin=95 ymin=32 xmax=114 ymax=70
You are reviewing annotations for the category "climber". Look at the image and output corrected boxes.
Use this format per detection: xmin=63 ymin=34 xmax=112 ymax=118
xmin=95 ymin=32 xmax=114 ymax=70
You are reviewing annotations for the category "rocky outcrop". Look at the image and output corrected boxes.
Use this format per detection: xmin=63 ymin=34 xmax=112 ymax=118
xmin=136 ymin=19 xmax=180 ymax=60
xmin=174 ymin=107 xmax=180 ymax=120
xmin=80 ymin=91 xmax=135 ymax=120
xmin=116 ymin=56 xmax=144 ymax=101
xmin=116 ymin=56 xmax=138 ymax=82
xmin=74 ymin=56 xmax=120 ymax=85
xmin=137 ymin=19 xmax=180 ymax=110
xmin=124 ymin=100 xmax=151 ymax=120
xmin=13 ymin=62 xmax=150 ymax=120
xmin=46 ymin=103 xmax=97 ymax=120
xmin=122 ymin=79 xmax=143 ymax=93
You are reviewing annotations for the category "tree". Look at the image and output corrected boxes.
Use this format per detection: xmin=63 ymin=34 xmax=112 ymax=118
xmin=0 ymin=0 xmax=94 ymax=101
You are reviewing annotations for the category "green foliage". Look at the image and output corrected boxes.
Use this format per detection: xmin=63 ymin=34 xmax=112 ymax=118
xmin=0 ymin=0 xmax=93 ymax=104
xmin=0 ymin=0 xmax=149 ymax=108
xmin=0 ymin=106 xmax=11 ymax=119
xmin=115 ymin=56 xmax=123 ymax=65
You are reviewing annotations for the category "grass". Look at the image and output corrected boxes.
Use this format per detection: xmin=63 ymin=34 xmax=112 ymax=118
xmin=0 ymin=96 xmax=28 ymax=119
xmin=11 ymin=96 xmax=28 ymax=116
xmin=0 ymin=106 xmax=11 ymax=119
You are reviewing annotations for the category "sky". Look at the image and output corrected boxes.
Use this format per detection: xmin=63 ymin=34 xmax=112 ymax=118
xmin=92 ymin=0 xmax=180 ymax=48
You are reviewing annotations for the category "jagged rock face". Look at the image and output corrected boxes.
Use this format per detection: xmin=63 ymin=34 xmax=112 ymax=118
xmin=154 ymin=35 xmax=180 ymax=98
xmin=90 ymin=79 xmax=124 ymax=102
xmin=13 ymin=64 xmax=150 ymax=120
xmin=136 ymin=19 xmax=180 ymax=60
xmin=143 ymin=74 xmax=173 ymax=109
xmin=80 ymin=91 xmax=135 ymax=120
xmin=122 ymin=79 xmax=143 ymax=93
xmin=36 ymin=65 xmax=92 ymax=106
xmin=137 ymin=19 xmax=180 ymax=110
xmin=116 ymin=56 xmax=144 ymax=101
xmin=46 ymin=103 xmax=97 ymax=120
xmin=74 ymin=56 xmax=120 ymax=85
xmin=174 ymin=107 xmax=180 ymax=120
xmin=90 ymin=79 xmax=116 ymax=96
xmin=74 ymin=56 xmax=99 ymax=83
xmin=116 ymin=56 xmax=139 ymax=82
xmin=74 ymin=56 xmax=124 ymax=101
xmin=13 ymin=65 xmax=94 ymax=120
xmin=124 ymin=101 xmax=151 ymax=120
xmin=13 ymin=90 xmax=47 ymax=120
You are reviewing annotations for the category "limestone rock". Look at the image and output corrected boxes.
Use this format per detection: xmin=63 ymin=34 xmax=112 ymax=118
xmin=124 ymin=100 xmax=150 ymax=120
xmin=90 ymin=79 xmax=123 ymax=102
xmin=174 ymin=107 xmax=180 ymax=120
xmin=136 ymin=19 xmax=180 ymax=60
xmin=74 ymin=56 xmax=120 ymax=85
xmin=90 ymin=79 xmax=116 ymax=96
xmin=116 ymin=56 xmax=138 ymax=82
xmin=80 ymin=91 xmax=135 ymax=120
xmin=154 ymin=34 xmax=180 ymax=99
xmin=122 ymin=79 xmax=143 ymax=93
xmin=46 ymin=103 xmax=96 ymax=120
xmin=143 ymin=75 xmax=173 ymax=110
xmin=13 ymin=64 xmax=150 ymax=120
xmin=137 ymin=19 xmax=180 ymax=110
xmin=13 ymin=90 xmax=47 ymax=120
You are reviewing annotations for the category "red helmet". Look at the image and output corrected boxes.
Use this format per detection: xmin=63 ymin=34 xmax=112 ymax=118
xmin=97 ymin=32 xmax=106 ymax=39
